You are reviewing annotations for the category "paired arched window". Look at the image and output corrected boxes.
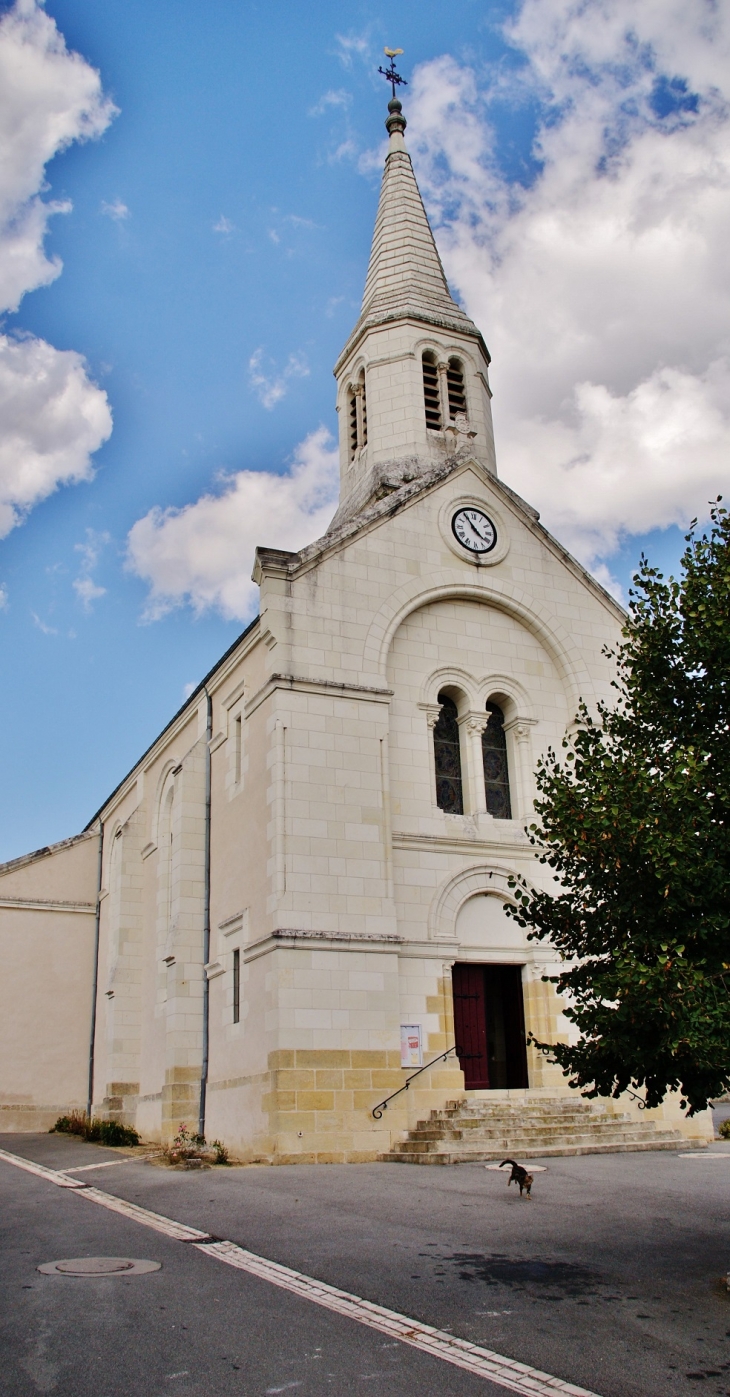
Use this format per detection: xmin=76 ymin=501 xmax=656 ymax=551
xmin=482 ymin=702 xmax=511 ymax=819
xmin=433 ymin=693 xmax=463 ymax=813
xmin=433 ymin=694 xmax=512 ymax=818
xmin=348 ymin=371 xmax=367 ymax=459
xmin=422 ymin=352 xmax=468 ymax=432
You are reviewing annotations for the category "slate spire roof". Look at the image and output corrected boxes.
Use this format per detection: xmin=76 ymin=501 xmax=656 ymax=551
xmin=336 ymin=97 xmax=487 ymax=370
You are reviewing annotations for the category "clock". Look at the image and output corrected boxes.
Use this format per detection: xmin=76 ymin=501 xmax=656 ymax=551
xmin=451 ymin=507 xmax=497 ymax=555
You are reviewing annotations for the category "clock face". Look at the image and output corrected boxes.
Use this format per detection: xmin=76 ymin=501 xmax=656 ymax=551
xmin=451 ymin=507 xmax=497 ymax=555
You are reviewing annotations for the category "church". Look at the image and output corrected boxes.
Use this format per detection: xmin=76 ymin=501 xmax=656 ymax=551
xmin=0 ymin=89 xmax=711 ymax=1159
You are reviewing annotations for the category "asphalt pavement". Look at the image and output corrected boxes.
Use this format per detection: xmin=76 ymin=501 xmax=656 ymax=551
xmin=2 ymin=1132 xmax=730 ymax=1397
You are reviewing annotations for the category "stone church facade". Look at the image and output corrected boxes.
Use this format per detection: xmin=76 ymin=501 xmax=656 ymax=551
xmin=0 ymin=96 xmax=711 ymax=1157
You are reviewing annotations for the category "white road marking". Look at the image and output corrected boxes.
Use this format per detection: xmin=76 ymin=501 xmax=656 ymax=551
xmin=484 ymin=1165 xmax=548 ymax=1173
xmin=74 ymin=1185 xmax=211 ymax=1241
xmin=0 ymin=1145 xmax=601 ymax=1397
xmin=678 ymin=1152 xmax=730 ymax=1159
xmin=63 ymin=1159 xmax=137 ymax=1173
xmin=196 ymin=1240 xmax=597 ymax=1396
xmin=0 ymin=1148 xmax=85 ymax=1188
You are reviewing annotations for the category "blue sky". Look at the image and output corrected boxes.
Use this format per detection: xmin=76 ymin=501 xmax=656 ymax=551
xmin=0 ymin=0 xmax=728 ymax=860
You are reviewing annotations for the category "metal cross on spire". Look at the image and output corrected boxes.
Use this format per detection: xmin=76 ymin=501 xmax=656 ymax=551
xmin=378 ymin=48 xmax=407 ymax=99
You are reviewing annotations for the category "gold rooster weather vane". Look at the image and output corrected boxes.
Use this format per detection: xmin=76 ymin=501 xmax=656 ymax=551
xmin=379 ymin=47 xmax=407 ymax=99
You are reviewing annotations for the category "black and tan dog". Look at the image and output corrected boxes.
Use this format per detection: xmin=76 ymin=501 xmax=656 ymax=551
xmin=500 ymin=1158 xmax=534 ymax=1198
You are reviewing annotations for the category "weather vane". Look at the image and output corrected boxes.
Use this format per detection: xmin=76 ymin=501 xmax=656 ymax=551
xmin=378 ymin=48 xmax=407 ymax=99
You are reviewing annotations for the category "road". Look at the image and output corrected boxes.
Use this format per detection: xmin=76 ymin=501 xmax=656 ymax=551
xmin=2 ymin=1132 xmax=730 ymax=1397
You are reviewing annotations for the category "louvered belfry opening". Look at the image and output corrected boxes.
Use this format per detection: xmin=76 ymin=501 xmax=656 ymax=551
xmin=482 ymin=702 xmax=512 ymax=819
xmin=447 ymin=357 xmax=467 ymax=419
xmin=422 ymin=352 xmax=442 ymax=431
xmin=348 ymin=372 xmax=367 ymax=460
xmin=360 ymin=374 xmax=367 ymax=447
xmin=433 ymin=692 xmax=463 ymax=813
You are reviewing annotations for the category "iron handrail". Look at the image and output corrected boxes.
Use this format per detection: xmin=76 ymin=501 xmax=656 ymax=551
xmin=372 ymin=1047 xmax=456 ymax=1119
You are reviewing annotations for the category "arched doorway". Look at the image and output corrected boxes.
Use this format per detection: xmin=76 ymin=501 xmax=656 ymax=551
xmin=452 ymin=894 xmax=528 ymax=1090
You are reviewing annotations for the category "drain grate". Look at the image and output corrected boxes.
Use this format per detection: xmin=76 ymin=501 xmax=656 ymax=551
xmin=38 ymin=1257 xmax=161 ymax=1276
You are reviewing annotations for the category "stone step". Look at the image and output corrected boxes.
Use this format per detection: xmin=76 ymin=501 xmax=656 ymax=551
xmin=436 ymin=1112 xmax=624 ymax=1126
xmin=380 ymin=1137 xmax=699 ymax=1164
xmin=404 ymin=1117 xmax=661 ymax=1139
xmin=390 ymin=1129 xmax=682 ymax=1154
xmin=407 ymin=1116 xmax=661 ymax=1135
xmin=410 ymin=1116 xmax=641 ymax=1135
xmin=380 ymin=1091 xmax=700 ymax=1164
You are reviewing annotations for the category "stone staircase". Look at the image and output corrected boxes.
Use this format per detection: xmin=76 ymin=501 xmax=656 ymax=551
xmin=379 ymin=1096 xmax=704 ymax=1164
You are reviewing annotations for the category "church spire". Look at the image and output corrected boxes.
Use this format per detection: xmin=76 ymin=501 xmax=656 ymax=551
xmin=337 ymin=78 xmax=485 ymax=366
xmin=331 ymin=55 xmax=497 ymax=523
xmin=358 ymin=93 xmax=479 ymax=343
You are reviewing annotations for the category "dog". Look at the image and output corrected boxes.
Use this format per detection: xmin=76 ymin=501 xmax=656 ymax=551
xmin=500 ymin=1158 xmax=534 ymax=1198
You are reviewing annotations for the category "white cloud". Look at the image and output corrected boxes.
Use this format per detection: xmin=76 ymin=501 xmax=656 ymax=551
xmin=213 ymin=215 xmax=234 ymax=234
xmin=0 ymin=0 xmax=116 ymax=311
xmin=0 ymin=584 xmax=7 ymax=610
xmin=0 ymin=0 xmax=115 ymax=536
xmin=0 ymin=334 xmax=112 ymax=537
xmin=31 ymin=610 xmax=57 ymax=635
xmin=74 ymin=527 xmax=109 ymax=575
xmin=100 ymin=197 xmax=129 ymax=221
xmin=404 ymin=2 xmax=730 ymax=573
xmin=335 ymin=34 xmax=370 ymax=69
xmin=309 ymin=89 xmax=351 ymax=117
xmin=248 ymin=347 xmax=309 ymax=410
xmin=73 ymin=576 xmax=106 ymax=609
xmin=73 ymin=527 xmax=109 ymax=609
xmin=126 ymin=426 xmax=340 ymax=621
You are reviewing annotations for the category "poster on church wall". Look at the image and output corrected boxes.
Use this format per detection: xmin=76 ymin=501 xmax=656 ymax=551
xmin=400 ymin=1024 xmax=422 ymax=1068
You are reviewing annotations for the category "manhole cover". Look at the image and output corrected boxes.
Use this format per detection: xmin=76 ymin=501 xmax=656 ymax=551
xmin=38 ymin=1257 xmax=161 ymax=1276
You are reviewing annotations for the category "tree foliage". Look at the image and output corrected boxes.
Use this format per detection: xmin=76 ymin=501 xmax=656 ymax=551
xmin=510 ymin=503 xmax=730 ymax=1114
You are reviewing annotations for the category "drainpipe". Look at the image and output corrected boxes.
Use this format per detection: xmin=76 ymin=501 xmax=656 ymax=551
xmin=87 ymin=820 xmax=104 ymax=1120
xmin=198 ymin=687 xmax=213 ymax=1138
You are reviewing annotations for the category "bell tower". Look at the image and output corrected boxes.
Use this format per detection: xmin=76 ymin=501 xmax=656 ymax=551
xmin=331 ymin=69 xmax=497 ymax=530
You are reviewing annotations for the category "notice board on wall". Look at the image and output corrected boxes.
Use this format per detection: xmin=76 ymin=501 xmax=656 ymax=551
xmin=400 ymin=1024 xmax=423 ymax=1068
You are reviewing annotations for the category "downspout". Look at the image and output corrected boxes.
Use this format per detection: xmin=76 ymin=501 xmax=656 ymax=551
xmin=198 ymin=687 xmax=213 ymax=1138
xmin=87 ymin=820 xmax=104 ymax=1120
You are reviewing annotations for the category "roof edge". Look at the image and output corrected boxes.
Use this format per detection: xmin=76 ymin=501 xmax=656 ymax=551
xmin=0 ymin=829 xmax=96 ymax=879
xmin=83 ymin=614 xmax=260 ymax=830
xmin=263 ymin=458 xmax=626 ymax=625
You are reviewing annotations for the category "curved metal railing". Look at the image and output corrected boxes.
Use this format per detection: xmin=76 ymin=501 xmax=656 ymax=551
xmin=372 ymin=1046 xmax=456 ymax=1119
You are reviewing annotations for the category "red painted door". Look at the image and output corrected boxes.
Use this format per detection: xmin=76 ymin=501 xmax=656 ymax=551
xmin=452 ymin=963 xmax=490 ymax=1089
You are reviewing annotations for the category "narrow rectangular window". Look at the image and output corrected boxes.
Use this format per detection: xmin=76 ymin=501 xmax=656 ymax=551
xmin=234 ymin=713 xmax=242 ymax=785
xmin=232 ymin=948 xmax=240 ymax=1024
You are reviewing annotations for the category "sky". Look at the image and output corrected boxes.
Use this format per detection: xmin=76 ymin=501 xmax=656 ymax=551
xmin=1 ymin=0 xmax=728 ymax=861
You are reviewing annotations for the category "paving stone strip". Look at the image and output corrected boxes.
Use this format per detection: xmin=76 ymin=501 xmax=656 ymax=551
xmin=0 ymin=1145 xmax=601 ymax=1397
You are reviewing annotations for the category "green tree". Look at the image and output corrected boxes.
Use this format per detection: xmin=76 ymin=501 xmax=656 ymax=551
xmin=510 ymin=503 xmax=730 ymax=1114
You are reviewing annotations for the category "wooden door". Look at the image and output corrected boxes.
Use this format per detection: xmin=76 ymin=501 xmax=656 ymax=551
xmin=452 ymin=963 xmax=489 ymax=1089
xmin=483 ymin=964 xmax=528 ymax=1089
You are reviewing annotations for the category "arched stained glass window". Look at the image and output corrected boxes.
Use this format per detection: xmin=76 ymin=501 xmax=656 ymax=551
xmin=482 ymin=702 xmax=512 ymax=819
xmin=434 ymin=693 xmax=463 ymax=814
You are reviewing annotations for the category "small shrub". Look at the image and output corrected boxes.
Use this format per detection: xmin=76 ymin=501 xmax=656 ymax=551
xmin=718 ymin=1119 xmax=730 ymax=1140
xmin=50 ymin=1113 xmax=140 ymax=1147
xmin=51 ymin=1111 xmax=89 ymax=1137
xmin=211 ymin=1139 xmax=229 ymax=1165
xmin=161 ymin=1123 xmax=228 ymax=1167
